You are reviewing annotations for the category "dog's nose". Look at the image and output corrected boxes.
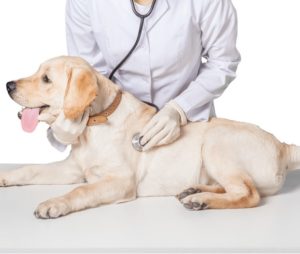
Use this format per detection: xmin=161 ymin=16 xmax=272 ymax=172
xmin=6 ymin=81 xmax=16 ymax=94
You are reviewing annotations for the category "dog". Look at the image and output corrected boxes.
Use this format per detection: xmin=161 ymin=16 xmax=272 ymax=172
xmin=2 ymin=56 xmax=300 ymax=219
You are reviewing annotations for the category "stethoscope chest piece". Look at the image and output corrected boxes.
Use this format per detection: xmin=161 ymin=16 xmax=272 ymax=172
xmin=132 ymin=133 xmax=144 ymax=152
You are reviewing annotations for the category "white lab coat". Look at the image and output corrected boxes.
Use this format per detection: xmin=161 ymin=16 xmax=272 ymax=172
xmin=66 ymin=0 xmax=241 ymax=121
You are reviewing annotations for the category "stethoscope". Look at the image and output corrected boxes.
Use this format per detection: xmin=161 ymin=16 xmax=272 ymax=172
xmin=108 ymin=0 xmax=157 ymax=81
xmin=108 ymin=0 xmax=158 ymax=152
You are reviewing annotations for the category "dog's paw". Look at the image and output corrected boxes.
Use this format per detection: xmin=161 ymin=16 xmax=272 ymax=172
xmin=176 ymin=187 xmax=202 ymax=201
xmin=34 ymin=198 xmax=70 ymax=219
xmin=180 ymin=194 xmax=208 ymax=211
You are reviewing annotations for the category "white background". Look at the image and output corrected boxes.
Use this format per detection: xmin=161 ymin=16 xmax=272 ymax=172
xmin=0 ymin=0 xmax=299 ymax=164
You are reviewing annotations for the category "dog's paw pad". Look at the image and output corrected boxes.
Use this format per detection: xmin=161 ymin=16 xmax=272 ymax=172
xmin=183 ymin=202 xmax=193 ymax=210
xmin=177 ymin=188 xmax=202 ymax=200
xmin=183 ymin=201 xmax=208 ymax=211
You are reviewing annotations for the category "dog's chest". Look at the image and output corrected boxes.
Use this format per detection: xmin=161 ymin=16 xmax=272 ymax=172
xmin=71 ymin=126 xmax=128 ymax=170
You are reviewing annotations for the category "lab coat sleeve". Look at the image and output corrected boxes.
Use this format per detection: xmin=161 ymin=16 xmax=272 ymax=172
xmin=66 ymin=0 xmax=108 ymax=76
xmin=174 ymin=0 xmax=241 ymax=121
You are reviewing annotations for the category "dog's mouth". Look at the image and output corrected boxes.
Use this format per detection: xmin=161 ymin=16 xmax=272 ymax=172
xmin=18 ymin=105 xmax=49 ymax=133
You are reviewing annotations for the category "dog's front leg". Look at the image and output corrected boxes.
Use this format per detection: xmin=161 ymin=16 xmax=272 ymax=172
xmin=34 ymin=170 xmax=136 ymax=219
xmin=0 ymin=157 xmax=84 ymax=187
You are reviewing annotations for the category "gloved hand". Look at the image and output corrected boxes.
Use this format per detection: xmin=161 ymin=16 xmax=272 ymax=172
xmin=140 ymin=100 xmax=187 ymax=151
xmin=50 ymin=110 xmax=89 ymax=145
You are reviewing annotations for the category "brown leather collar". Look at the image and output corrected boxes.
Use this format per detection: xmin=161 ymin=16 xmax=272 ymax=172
xmin=87 ymin=90 xmax=122 ymax=126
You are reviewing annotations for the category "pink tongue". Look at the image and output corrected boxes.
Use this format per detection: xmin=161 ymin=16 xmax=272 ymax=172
xmin=21 ymin=108 xmax=40 ymax=133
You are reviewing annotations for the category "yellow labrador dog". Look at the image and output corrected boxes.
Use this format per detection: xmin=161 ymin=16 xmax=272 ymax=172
xmin=2 ymin=56 xmax=300 ymax=219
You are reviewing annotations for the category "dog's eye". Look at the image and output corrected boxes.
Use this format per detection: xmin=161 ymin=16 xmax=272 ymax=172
xmin=42 ymin=75 xmax=51 ymax=83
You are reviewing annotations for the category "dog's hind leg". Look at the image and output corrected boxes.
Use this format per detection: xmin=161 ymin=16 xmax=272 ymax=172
xmin=179 ymin=173 xmax=260 ymax=210
xmin=0 ymin=157 xmax=84 ymax=187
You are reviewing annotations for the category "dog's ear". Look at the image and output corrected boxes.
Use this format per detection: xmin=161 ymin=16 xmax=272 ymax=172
xmin=63 ymin=67 xmax=98 ymax=120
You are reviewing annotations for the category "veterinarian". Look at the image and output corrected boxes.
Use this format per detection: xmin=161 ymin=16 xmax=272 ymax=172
xmin=48 ymin=0 xmax=241 ymax=152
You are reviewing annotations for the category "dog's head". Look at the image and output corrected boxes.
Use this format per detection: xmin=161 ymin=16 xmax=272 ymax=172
xmin=6 ymin=56 xmax=99 ymax=132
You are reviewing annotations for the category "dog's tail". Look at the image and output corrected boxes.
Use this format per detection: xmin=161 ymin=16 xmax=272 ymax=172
xmin=284 ymin=144 xmax=300 ymax=171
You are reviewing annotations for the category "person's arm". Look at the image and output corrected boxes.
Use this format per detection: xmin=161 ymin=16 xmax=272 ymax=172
xmin=66 ymin=0 xmax=108 ymax=75
xmin=140 ymin=0 xmax=240 ymax=151
xmin=173 ymin=0 xmax=241 ymax=122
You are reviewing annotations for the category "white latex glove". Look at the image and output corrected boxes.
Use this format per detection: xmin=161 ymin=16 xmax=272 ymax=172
xmin=140 ymin=100 xmax=187 ymax=151
xmin=50 ymin=110 xmax=89 ymax=145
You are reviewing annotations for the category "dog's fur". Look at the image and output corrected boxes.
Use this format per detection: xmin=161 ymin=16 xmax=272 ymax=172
xmin=2 ymin=56 xmax=300 ymax=219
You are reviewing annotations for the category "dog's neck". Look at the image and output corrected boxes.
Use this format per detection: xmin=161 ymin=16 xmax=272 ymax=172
xmin=89 ymin=73 xmax=156 ymax=127
xmin=89 ymin=74 xmax=120 ymax=117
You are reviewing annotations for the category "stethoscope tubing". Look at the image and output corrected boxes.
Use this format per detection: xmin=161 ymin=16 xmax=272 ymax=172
xmin=108 ymin=17 xmax=145 ymax=80
xmin=108 ymin=0 xmax=159 ymax=151
xmin=109 ymin=0 xmax=157 ymax=81
xmin=109 ymin=0 xmax=159 ymax=112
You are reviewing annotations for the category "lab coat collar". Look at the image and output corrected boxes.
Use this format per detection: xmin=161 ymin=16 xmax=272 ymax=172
xmin=145 ymin=0 xmax=169 ymax=32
